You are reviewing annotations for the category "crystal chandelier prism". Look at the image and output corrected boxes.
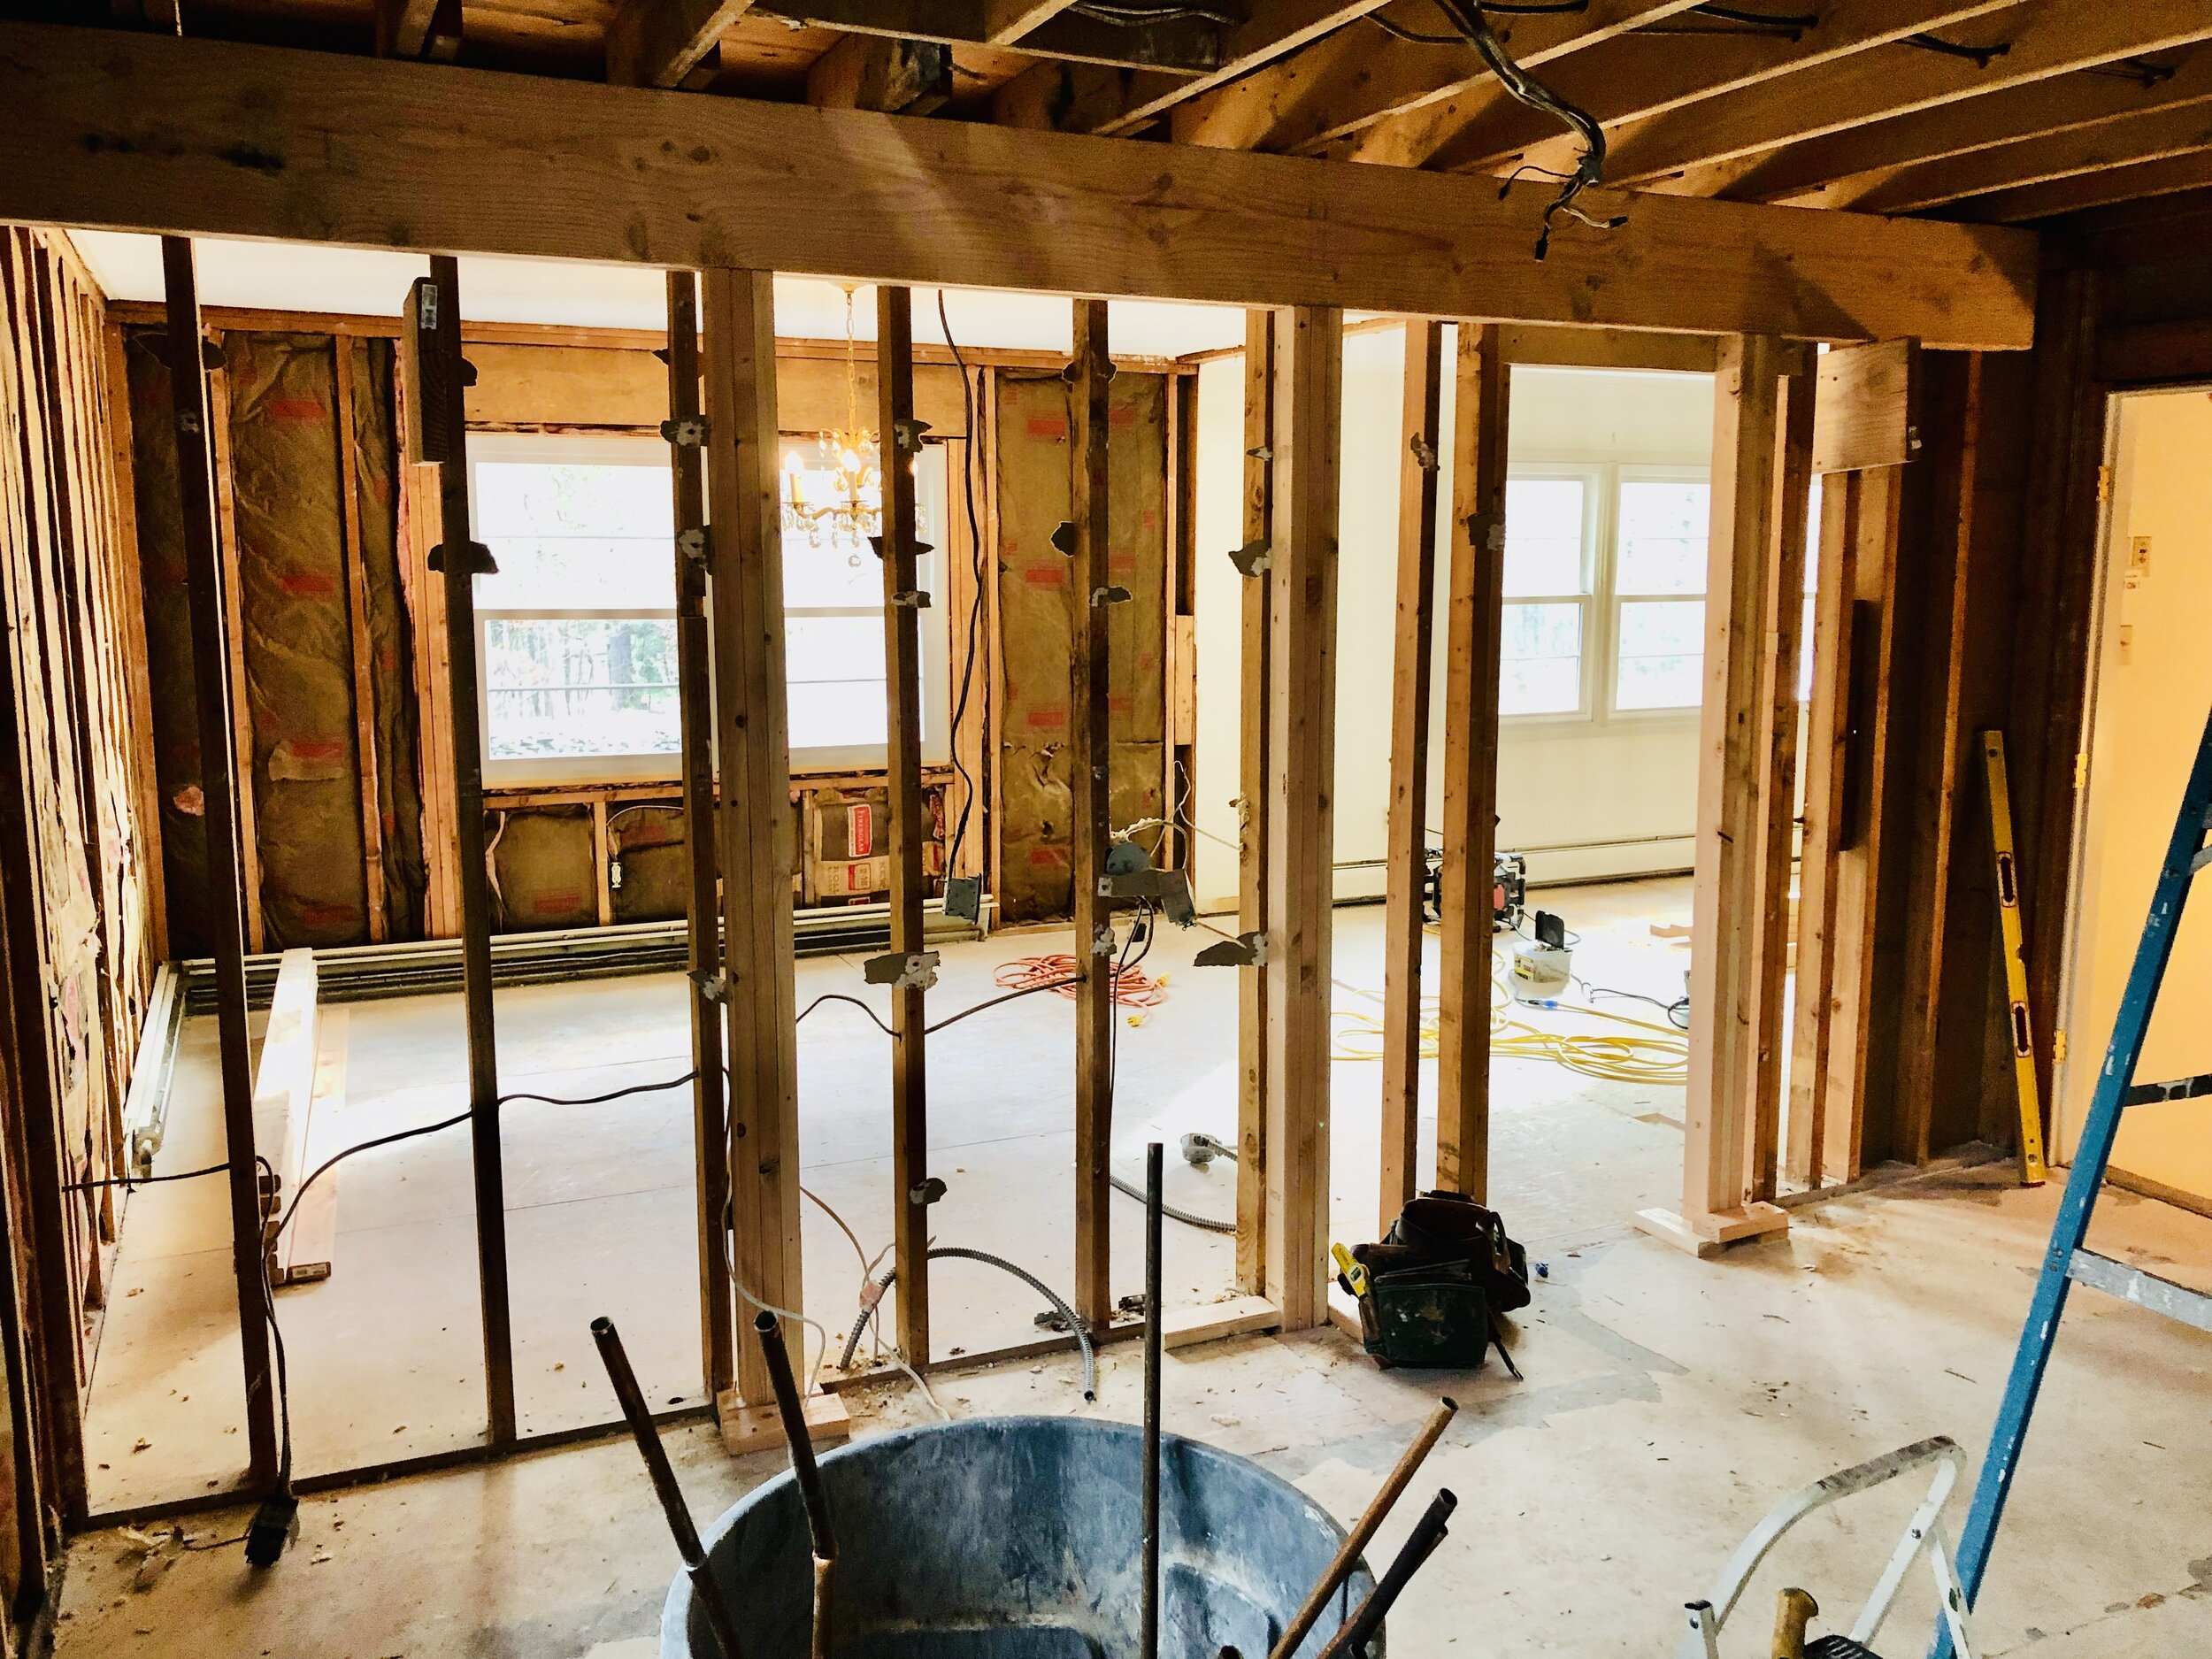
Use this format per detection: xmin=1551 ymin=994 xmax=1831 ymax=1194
xmin=781 ymin=284 xmax=882 ymax=548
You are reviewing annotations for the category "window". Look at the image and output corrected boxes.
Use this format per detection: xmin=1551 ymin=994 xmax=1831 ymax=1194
xmin=470 ymin=434 xmax=951 ymax=785
xmin=472 ymin=436 xmax=679 ymax=784
xmin=1500 ymin=474 xmax=1594 ymax=717
xmin=1611 ymin=474 xmax=1709 ymax=712
xmin=777 ymin=449 xmax=953 ymax=769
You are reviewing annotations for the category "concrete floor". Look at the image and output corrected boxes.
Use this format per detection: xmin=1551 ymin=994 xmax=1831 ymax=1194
xmin=55 ymin=1167 xmax=2212 ymax=1658
xmin=84 ymin=880 xmax=1698 ymax=1512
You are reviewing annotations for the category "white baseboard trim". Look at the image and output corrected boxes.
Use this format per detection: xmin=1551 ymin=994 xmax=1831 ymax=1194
xmin=1197 ymin=836 xmax=1694 ymax=919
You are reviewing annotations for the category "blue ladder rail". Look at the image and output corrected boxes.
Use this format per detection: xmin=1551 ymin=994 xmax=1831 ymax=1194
xmin=1935 ymin=710 xmax=2212 ymax=1659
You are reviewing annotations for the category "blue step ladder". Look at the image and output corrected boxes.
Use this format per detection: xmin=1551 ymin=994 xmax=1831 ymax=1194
xmin=1936 ymin=711 xmax=2212 ymax=1657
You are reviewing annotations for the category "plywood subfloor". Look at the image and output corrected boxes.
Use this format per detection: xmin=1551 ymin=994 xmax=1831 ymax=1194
xmin=83 ymin=879 xmax=1696 ymax=1511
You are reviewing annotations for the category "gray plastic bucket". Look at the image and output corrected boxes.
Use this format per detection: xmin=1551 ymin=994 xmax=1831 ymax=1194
xmin=660 ymin=1415 xmax=1380 ymax=1659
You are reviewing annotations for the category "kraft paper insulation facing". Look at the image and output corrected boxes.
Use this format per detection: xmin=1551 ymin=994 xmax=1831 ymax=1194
xmin=994 ymin=370 xmax=1169 ymax=924
xmin=225 ymin=333 xmax=370 ymax=948
xmin=126 ymin=327 xmax=423 ymax=952
xmin=345 ymin=338 xmax=428 ymax=941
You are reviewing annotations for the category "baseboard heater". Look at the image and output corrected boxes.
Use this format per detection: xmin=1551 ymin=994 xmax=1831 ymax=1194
xmin=172 ymin=895 xmax=995 ymax=1016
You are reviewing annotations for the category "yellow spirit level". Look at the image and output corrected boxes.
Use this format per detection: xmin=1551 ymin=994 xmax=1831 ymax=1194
xmin=1980 ymin=731 xmax=2048 ymax=1187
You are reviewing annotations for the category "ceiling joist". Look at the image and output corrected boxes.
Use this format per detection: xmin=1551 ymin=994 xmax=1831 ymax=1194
xmin=1840 ymin=96 xmax=2212 ymax=215
xmin=1963 ymin=142 xmax=2212 ymax=220
xmin=1694 ymin=50 xmax=2212 ymax=204
xmin=0 ymin=21 xmax=2035 ymax=348
xmin=1599 ymin=0 xmax=2212 ymax=190
xmin=753 ymin=0 xmax=1221 ymax=73
xmin=1170 ymin=0 xmax=1705 ymax=156
xmin=1402 ymin=0 xmax=2017 ymax=179
xmin=991 ymin=0 xmax=1391 ymax=135
xmin=605 ymin=0 xmax=756 ymax=88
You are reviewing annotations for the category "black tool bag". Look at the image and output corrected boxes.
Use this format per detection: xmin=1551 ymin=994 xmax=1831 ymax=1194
xmin=1351 ymin=1191 xmax=1529 ymax=1374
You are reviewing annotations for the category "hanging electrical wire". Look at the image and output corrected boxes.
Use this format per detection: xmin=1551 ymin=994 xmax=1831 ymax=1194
xmin=1425 ymin=0 xmax=1626 ymax=259
xmin=937 ymin=290 xmax=987 ymax=881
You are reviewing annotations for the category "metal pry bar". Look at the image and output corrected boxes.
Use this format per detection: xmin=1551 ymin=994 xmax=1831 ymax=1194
xmin=591 ymin=1317 xmax=748 ymax=1659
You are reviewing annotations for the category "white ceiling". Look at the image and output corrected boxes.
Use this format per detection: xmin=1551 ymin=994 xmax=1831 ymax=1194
xmin=67 ymin=231 xmax=1250 ymax=358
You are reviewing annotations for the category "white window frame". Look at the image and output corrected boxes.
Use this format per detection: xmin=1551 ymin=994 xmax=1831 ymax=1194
xmin=1499 ymin=465 xmax=1602 ymax=726
xmin=468 ymin=432 xmax=953 ymax=787
xmin=1604 ymin=463 xmax=1711 ymax=722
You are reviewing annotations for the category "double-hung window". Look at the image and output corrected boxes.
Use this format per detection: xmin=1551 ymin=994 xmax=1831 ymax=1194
xmin=1609 ymin=471 xmax=1710 ymax=714
xmin=472 ymin=434 xmax=680 ymax=786
xmin=1500 ymin=472 xmax=1597 ymax=717
xmin=469 ymin=432 xmax=954 ymax=786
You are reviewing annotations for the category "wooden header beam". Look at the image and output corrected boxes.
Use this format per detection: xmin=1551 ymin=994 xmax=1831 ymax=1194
xmin=0 ymin=22 xmax=2035 ymax=349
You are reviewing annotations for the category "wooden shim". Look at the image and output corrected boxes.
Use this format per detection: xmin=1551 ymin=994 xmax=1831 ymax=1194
xmin=334 ymin=342 xmax=388 ymax=944
xmin=1435 ymin=323 xmax=1506 ymax=1202
xmin=664 ymin=271 xmax=734 ymax=1402
xmin=879 ymin=286 xmax=932 ymax=1363
xmin=277 ymin=1003 xmax=347 ymax=1286
xmin=1263 ymin=305 xmax=1341 ymax=1331
xmin=159 ymin=236 xmax=279 ymax=1486
xmin=1379 ymin=319 xmax=1443 ymax=1227
xmin=1234 ymin=309 xmax=1274 ymax=1300
xmin=1071 ymin=298 xmax=1116 ymax=1330
xmin=1814 ymin=338 xmax=1923 ymax=474
xmin=0 ymin=23 xmax=2039 ymax=350
xmin=702 ymin=267 xmax=803 ymax=1409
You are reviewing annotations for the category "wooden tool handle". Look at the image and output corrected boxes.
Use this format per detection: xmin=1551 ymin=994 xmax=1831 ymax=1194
xmin=1770 ymin=1587 xmax=1818 ymax=1659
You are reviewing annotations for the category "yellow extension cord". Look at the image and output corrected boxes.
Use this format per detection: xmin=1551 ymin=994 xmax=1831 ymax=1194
xmin=1329 ymin=947 xmax=1689 ymax=1087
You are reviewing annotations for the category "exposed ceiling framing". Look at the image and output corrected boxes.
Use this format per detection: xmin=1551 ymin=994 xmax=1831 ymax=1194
xmin=70 ymin=0 xmax=2212 ymax=227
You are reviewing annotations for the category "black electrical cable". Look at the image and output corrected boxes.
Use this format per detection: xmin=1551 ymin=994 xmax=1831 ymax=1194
xmin=1582 ymin=983 xmax=1693 ymax=1032
xmin=1370 ymin=2 xmax=1588 ymax=49
xmin=66 ymin=1159 xmax=233 ymax=1194
xmin=1688 ymin=3 xmax=1816 ymax=27
xmin=938 ymin=290 xmax=987 ymax=878
xmin=1903 ymin=29 xmax=2010 ymax=69
xmin=1068 ymin=0 xmax=1245 ymax=21
xmin=1427 ymin=0 xmax=1625 ymax=259
xmin=253 ymin=1155 xmax=295 ymax=1488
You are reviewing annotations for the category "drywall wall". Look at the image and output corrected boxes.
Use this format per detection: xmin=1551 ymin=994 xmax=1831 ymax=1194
xmin=1190 ymin=326 xmax=1712 ymax=912
xmin=2068 ymin=387 xmax=2212 ymax=1205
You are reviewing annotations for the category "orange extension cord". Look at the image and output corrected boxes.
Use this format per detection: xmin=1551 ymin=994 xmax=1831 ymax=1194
xmin=993 ymin=954 xmax=1168 ymax=1010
